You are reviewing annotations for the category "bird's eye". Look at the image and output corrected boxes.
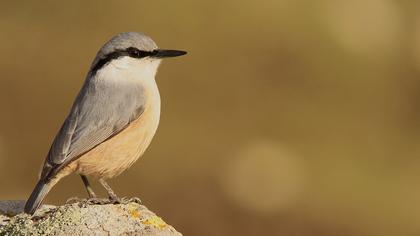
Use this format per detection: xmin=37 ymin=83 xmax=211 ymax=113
xmin=127 ymin=47 xmax=141 ymax=57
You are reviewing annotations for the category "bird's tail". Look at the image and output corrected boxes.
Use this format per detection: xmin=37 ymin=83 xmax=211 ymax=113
xmin=24 ymin=179 xmax=53 ymax=214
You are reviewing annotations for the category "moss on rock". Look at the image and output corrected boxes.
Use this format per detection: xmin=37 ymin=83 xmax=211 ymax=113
xmin=0 ymin=200 xmax=181 ymax=236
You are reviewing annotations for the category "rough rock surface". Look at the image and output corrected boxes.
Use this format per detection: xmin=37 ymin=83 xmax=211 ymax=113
xmin=0 ymin=200 xmax=181 ymax=235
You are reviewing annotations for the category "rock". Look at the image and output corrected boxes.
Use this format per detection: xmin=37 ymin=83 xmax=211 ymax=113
xmin=0 ymin=200 xmax=182 ymax=235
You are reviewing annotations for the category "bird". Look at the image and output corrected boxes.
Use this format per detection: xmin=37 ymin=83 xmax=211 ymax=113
xmin=24 ymin=32 xmax=186 ymax=214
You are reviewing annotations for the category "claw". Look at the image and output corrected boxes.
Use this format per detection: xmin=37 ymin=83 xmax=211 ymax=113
xmin=66 ymin=197 xmax=85 ymax=204
xmin=87 ymin=198 xmax=112 ymax=205
xmin=65 ymin=196 xmax=141 ymax=206
xmin=128 ymin=197 xmax=142 ymax=204
xmin=108 ymin=196 xmax=121 ymax=204
xmin=120 ymin=197 xmax=142 ymax=204
xmin=66 ymin=197 xmax=113 ymax=206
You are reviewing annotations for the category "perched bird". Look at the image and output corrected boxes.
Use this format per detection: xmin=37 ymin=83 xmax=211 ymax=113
xmin=24 ymin=32 xmax=186 ymax=214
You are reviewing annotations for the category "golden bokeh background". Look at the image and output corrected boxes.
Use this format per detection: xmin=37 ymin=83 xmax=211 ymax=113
xmin=1 ymin=0 xmax=420 ymax=235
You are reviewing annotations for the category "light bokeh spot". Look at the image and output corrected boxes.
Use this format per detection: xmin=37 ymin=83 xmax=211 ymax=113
xmin=413 ymin=16 xmax=420 ymax=70
xmin=323 ymin=0 xmax=401 ymax=54
xmin=0 ymin=136 xmax=4 ymax=165
xmin=221 ymin=141 xmax=304 ymax=214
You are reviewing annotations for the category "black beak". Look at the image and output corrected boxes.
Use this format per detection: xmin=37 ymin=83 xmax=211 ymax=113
xmin=153 ymin=49 xmax=187 ymax=58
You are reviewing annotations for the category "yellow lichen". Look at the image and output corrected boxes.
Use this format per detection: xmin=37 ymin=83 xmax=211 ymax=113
xmin=142 ymin=216 xmax=167 ymax=229
xmin=127 ymin=204 xmax=141 ymax=218
xmin=129 ymin=209 xmax=141 ymax=218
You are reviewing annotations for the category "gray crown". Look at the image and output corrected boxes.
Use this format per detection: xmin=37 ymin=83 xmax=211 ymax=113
xmin=100 ymin=32 xmax=158 ymax=55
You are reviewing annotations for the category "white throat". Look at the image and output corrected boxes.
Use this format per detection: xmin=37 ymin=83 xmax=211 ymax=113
xmin=97 ymin=57 xmax=161 ymax=83
xmin=94 ymin=56 xmax=161 ymax=111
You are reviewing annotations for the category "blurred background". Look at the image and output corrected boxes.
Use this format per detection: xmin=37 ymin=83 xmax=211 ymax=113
xmin=1 ymin=0 xmax=420 ymax=235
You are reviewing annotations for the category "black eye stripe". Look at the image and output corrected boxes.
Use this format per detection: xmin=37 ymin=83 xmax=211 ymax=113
xmin=126 ymin=47 xmax=156 ymax=58
xmin=127 ymin=47 xmax=141 ymax=57
xmin=91 ymin=47 xmax=156 ymax=75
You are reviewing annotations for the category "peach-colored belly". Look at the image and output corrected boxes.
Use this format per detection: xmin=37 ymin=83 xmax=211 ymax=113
xmin=74 ymin=105 xmax=160 ymax=179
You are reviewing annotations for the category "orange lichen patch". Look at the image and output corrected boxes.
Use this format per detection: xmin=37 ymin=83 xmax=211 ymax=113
xmin=127 ymin=204 xmax=141 ymax=218
xmin=142 ymin=216 xmax=167 ymax=229
xmin=129 ymin=209 xmax=141 ymax=218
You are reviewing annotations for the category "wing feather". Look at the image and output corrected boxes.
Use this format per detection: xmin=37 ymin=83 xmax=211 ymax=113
xmin=42 ymin=77 xmax=146 ymax=179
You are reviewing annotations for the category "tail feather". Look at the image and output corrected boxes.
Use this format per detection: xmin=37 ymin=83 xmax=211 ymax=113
xmin=24 ymin=179 xmax=52 ymax=214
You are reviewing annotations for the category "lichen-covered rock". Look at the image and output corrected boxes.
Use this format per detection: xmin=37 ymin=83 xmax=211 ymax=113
xmin=0 ymin=200 xmax=181 ymax=235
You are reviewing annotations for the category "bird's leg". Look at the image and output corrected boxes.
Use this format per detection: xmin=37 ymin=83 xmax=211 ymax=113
xmin=80 ymin=175 xmax=97 ymax=198
xmin=66 ymin=175 xmax=105 ymax=205
xmin=99 ymin=178 xmax=120 ymax=203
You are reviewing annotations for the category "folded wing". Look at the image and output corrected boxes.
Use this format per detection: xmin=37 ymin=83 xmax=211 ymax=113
xmin=41 ymin=78 xmax=146 ymax=180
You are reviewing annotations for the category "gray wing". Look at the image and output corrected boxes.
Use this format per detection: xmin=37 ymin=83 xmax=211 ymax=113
xmin=41 ymin=78 xmax=145 ymax=179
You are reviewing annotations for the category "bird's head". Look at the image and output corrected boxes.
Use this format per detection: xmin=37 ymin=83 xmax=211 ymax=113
xmin=90 ymin=32 xmax=186 ymax=77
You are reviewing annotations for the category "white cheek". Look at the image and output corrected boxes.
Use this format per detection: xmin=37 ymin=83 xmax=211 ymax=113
xmin=98 ymin=57 xmax=161 ymax=84
xmin=140 ymin=59 xmax=161 ymax=77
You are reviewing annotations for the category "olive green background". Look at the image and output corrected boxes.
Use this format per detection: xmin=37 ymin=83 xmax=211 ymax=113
xmin=1 ymin=1 xmax=420 ymax=235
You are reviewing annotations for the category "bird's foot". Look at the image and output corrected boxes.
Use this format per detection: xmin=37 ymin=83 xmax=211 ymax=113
xmin=120 ymin=197 xmax=142 ymax=204
xmin=107 ymin=197 xmax=120 ymax=204
xmin=66 ymin=197 xmax=112 ymax=206
xmin=106 ymin=196 xmax=142 ymax=204
xmin=65 ymin=197 xmax=86 ymax=204
xmin=65 ymin=196 xmax=141 ymax=205
xmin=86 ymin=197 xmax=112 ymax=205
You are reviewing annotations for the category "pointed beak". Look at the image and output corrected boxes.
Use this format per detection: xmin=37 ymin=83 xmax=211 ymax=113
xmin=152 ymin=49 xmax=187 ymax=58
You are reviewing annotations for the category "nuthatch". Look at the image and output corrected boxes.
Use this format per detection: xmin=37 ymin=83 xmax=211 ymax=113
xmin=24 ymin=32 xmax=186 ymax=214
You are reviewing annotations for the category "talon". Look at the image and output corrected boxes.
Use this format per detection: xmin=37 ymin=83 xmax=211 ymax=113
xmin=86 ymin=198 xmax=99 ymax=204
xmin=86 ymin=197 xmax=112 ymax=205
xmin=128 ymin=197 xmax=142 ymax=204
xmin=118 ymin=197 xmax=142 ymax=204
xmin=66 ymin=197 xmax=85 ymax=204
xmin=108 ymin=196 xmax=121 ymax=204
